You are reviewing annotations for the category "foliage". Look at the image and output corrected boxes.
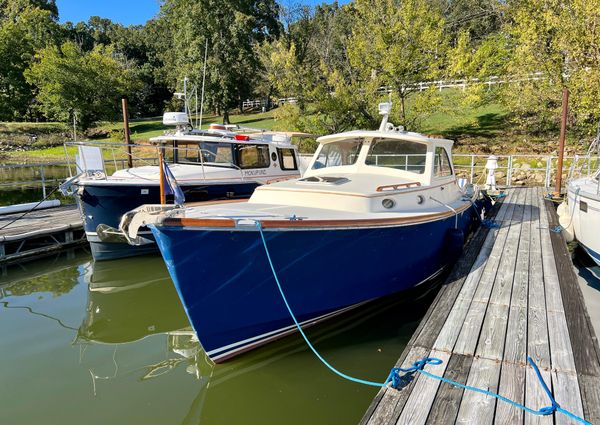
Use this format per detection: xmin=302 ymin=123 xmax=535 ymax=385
xmin=0 ymin=6 xmax=60 ymax=120
xmin=25 ymin=41 xmax=140 ymax=128
xmin=155 ymin=0 xmax=281 ymax=121
xmin=500 ymin=0 xmax=600 ymax=134
xmin=348 ymin=0 xmax=447 ymax=124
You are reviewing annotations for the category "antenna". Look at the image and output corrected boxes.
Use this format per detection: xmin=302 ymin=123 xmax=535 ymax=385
xmin=378 ymin=102 xmax=392 ymax=131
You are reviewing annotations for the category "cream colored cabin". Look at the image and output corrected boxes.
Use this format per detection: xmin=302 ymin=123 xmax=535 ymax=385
xmin=249 ymin=129 xmax=465 ymax=216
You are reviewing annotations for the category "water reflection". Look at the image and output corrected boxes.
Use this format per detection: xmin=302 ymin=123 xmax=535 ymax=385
xmin=78 ymin=256 xmax=189 ymax=344
xmin=1 ymin=249 xmax=440 ymax=425
xmin=76 ymin=256 xmax=207 ymax=389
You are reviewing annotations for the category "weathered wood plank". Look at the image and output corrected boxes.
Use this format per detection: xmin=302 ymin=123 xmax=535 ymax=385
xmin=363 ymin=346 xmax=430 ymax=425
xmin=425 ymin=354 xmax=472 ymax=425
xmin=551 ymin=370 xmax=585 ymax=425
xmin=475 ymin=302 xmax=509 ymax=361
xmin=543 ymin=194 xmax=600 ymax=423
xmin=455 ymin=357 xmax=501 ymax=425
xmin=528 ymin=189 xmax=551 ymax=370
xmin=435 ymin=190 xmax=518 ymax=353
xmin=453 ymin=189 xmax=523 ymax=356
xmin=494 ymin=362 xmax=525 ymax=425
xmin=510 ymin=188 xmax=531 ymax=310
xmin=544 ymin=197 xmax=600 ymax=375
xmin=525 ymin=366 xmax=553 ymax=425
xmin=395 ymin=350 xmax=450 ymax=425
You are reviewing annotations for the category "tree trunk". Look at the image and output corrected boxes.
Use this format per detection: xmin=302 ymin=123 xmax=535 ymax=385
xmin=223 ymin=110 xmax=230 ymax=125
xmin=400 ymin=93 xmax=406 ymax=126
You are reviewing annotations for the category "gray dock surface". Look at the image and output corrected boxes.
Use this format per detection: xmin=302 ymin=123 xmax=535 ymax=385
xmin=0 ymin=204 xmax=85 ymax=265
xmin=361 ymin=186 xmax=600 ymax=425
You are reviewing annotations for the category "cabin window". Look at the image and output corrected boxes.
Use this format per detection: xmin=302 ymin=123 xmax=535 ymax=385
xmin=312 ymin=139 xmax=363 ymax=169
xmin=434 ymin=147 xmax=453 ymax=177
xmin=175 ymin=142 xmax=234 ymax=167
xmin=365 ymin=138 xmax=427 ymax=174
xmin=278 ymin=148 xmax=298 ymax=170
xmin=236 ymin=144 xmax=270 ymax=169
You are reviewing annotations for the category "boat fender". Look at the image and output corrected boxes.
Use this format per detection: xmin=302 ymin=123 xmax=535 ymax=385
xmin=557 ymin=201 xmax=575 ymax=242
xmin=445 ymin=228 xmax=465 ymax=263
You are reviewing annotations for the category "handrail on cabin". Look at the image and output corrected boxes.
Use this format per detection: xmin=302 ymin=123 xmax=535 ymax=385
xmin=376 ymin=182 xmax=421 ymax=192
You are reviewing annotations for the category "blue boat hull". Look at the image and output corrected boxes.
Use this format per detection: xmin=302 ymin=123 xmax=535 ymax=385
xmin=77 ymin=182 xmax=259 ymax=261
xmin=580 ymin=242 xmax=600 ymax=267
xmin=151 ymin=209 xmax=476 ymax=362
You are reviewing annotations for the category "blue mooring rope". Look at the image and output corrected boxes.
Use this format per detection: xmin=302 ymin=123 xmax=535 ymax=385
xmin=469 ymin=201 xmax=500 ymax=229
xmin=255 ymin=222 xmax=590 ymax=424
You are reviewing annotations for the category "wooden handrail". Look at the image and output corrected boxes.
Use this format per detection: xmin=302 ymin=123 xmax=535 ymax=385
xmin=376 ymin=182 xmax=421 ymax=192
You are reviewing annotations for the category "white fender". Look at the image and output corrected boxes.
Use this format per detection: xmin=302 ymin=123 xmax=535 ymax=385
xmin=557 ymin=202 xmax=575 ymax=242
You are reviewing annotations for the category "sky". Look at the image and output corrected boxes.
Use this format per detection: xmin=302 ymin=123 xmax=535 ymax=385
xmin=55 ymin=0 xmax=341 ymax=26
xmin=56 ymin=0 xmax=160 ymax=26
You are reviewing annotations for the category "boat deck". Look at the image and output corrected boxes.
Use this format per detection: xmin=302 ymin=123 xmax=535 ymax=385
xmin=361 ymin=186 xmax=600 ymax=424
xmin=0 ymin=204 xmax=85 ymax=267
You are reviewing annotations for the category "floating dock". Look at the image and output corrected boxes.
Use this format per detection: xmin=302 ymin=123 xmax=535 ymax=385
xmin=361 ymin=187 xmax=600 ymax=424
xmin=0 ymin=204 xmax=85 ymax=267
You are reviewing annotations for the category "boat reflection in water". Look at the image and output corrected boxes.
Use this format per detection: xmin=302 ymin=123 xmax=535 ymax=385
xmin=76 ymin=256 xmax=209 ymax=385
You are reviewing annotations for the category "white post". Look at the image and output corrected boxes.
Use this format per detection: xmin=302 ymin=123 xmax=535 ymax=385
xmin=545 ymin=156 xmax=552 ymax=188
xmin=199 ymin=39 xmax=208 ymax=130
xmin=485 ymin=155 xmax=498 ymax=192
xmin=470 ymin=155 xmax=475 ymax=183
xmin=40 ymin=166 xmax=46 ymax=198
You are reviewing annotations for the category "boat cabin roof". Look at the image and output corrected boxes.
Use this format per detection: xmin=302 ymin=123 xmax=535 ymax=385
xmin=317 ymin=130 xmax=454 ymax=149
xmin=149 ymin=132 xmax=296 ymax=148
xmin=303 ymin=128 xmax=456 ymax=187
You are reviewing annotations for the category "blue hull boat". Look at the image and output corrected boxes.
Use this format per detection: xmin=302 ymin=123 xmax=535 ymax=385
xmin=125 ymin=102 xmax=482 ymax=361
xmin=68 ymin=115 xmax=301 ymax=261
xmin=151 ymin=210 xmax=475 ymax=361
xmin=80 ymin=181 xmax=258 ymax=260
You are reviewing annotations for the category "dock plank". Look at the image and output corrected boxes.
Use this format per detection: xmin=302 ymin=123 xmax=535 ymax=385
xmin=455 ymin=357 xmax=500 ymax=425
xmin=361 ymin=187 xmax=600 ymax=425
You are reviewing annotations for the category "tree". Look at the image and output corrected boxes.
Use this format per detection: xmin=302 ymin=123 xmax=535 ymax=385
xmin=347 ymin=0 xmax=448 ymax=125
xmin=501 ymin=0 xmax=600 ymax=134
xmin=25 ymin=41 xmax=140 ymax=128
xmin=0 ymin=5 xmax=60 ymax=120
xmin=156 ymin=0 xmax=281 ymax=123
xmin=0 ymin=0 xmax=58 ymax=21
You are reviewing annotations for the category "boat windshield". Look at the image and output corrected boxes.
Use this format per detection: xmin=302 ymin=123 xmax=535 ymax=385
xmin=365 ymin=138 xmax=427 ymax=174
xmin=166 ymin=141 xmax=235 ymax=167
xmin=312 ymin=139 xmax=363 ymax=170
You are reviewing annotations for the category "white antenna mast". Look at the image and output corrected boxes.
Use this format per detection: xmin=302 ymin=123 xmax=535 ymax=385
xmin=199 ymin=39 xmax=208 ymax=130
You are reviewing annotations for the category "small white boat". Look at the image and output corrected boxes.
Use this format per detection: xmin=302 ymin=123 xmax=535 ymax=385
xmin=67 ymin=113 xmax=302 ymax=261
xmin=560 ymin=172 xmax=600 ymax=266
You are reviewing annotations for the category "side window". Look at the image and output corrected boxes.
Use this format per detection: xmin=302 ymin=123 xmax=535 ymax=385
xmin=277 ymin=148 xmax=298 ymax=171
xmin=434 ymin=147 xmax=453 ymax=177
xmin=236 ymin=144 xmax=270 ymax=169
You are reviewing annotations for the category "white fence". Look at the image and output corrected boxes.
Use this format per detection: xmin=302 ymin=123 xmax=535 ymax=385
xmin=300 ymin=152 xmax=598 ymax=189
xmin=453 ymin=153 xmax=600 ymax=188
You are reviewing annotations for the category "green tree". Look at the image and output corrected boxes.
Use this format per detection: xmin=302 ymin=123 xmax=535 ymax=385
xmin=25 ymin=41 xmax=140 ymax=128
xmin=0 ymin=5 xmax=60 ymax=120
xmin=501 ymin=0 xmax=600 ymax=134
xmin=156 ymin=0 xmax=281 ymax=123
xmin=0 ymin=0 xmax=57 ymax=21
xmin=347 ymin=0 xmax=447 ymax=125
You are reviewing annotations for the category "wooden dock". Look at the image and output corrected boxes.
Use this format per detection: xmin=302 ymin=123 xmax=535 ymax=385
xmin=0 ymin=204 xmax=85 ymax=267
xmin=361 ymin=187 xmax=600 ymax=425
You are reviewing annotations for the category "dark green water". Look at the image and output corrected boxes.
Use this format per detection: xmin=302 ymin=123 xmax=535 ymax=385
xmin=0 ymin=250 xmax=436 ymax=425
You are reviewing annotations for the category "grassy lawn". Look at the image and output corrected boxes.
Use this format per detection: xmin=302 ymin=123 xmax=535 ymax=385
xmin=0 ymin=96 xmax=580 ymax=164
xmin=0 ymin=110 xmax=278 ymax=163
